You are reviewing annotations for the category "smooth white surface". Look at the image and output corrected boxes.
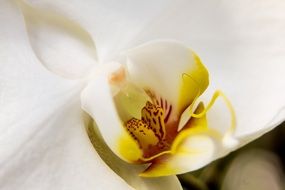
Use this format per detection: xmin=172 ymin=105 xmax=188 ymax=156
xmin=19 ymin=1 xmax=98 ymax=79
xmin=26 ymin=0 xmax=172 ymax=62
xmin=0 ymin=1 xmax=133 ymax=189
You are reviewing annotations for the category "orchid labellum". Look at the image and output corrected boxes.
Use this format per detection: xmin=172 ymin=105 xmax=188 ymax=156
xmin=81 ymin=41 xmax=237 ymax=177
xmin=1 ymin=0 xmax=285 ymax=190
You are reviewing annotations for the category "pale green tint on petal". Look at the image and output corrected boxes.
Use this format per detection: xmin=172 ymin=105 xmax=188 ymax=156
xmin=84 ymin=40 xmax=210 ymax=165
xmin=81 ymin=63 xmax=143 ymax=162
xmin=0 ymin=1 xmax=132 ymax=189
xmin=123 ymin=40 xmax=209 ymax=116
xmin=114 ymin=83 xmax=151 ymax=122
xmin=80 ymin=41 xmax=210 ymax=164
xmin=88 ymin=121 xmax=182 ymax=190
xmin=18 ymin=0 xmax=97 ymax=79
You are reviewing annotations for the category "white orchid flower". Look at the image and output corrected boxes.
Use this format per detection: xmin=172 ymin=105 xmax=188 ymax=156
xmin=1 ymin=0 xmax=285 ymax=190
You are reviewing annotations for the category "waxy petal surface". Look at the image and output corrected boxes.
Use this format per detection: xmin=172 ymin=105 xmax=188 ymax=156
xmin=26 ymin=0 xmax=172 ymax=61
xmin=4 ymin=0 xmax=285 ymax=184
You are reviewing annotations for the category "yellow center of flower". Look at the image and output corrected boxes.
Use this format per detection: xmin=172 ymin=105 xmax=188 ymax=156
xmin=112 ymin=51 xmax=236 ymax=174
xmin=117 ymin=85 xmax=236 ymax=166
xmin=126 ymin=101 xmax=170 ymax=158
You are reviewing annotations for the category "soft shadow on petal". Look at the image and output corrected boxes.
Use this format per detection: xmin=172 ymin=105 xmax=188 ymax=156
xmin=18 ymin=0 xmax=98 ymax=79
xmin=0 ymin=1 xmax=133 ymax=189
xmin=25 ymin=0 xmax=172 ymax=61
xmin=222 ymin=150 xmax=284 ymax=190
xmin=88 ymin=121 xmax=182 ymax=190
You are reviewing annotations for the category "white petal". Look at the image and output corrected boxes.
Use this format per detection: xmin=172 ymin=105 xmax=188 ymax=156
xmin=0 ymin=101 xmax=132 ymax=190
xmin=0 ymin=1 xmax=132 ymax=189
xmin=17 ymin=1 xmax=97 ymax=79
xmin=133 ymin=0 xmax=285 ymax=140
xmin=25 ymin=0 xmax=172 ymax=61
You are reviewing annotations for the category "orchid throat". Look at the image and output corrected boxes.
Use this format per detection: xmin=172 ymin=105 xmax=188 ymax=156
xmin=110 ymin=57 xmax=235 ymax=166
xmin=93 ymin=41 xmax=237 ymax=177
